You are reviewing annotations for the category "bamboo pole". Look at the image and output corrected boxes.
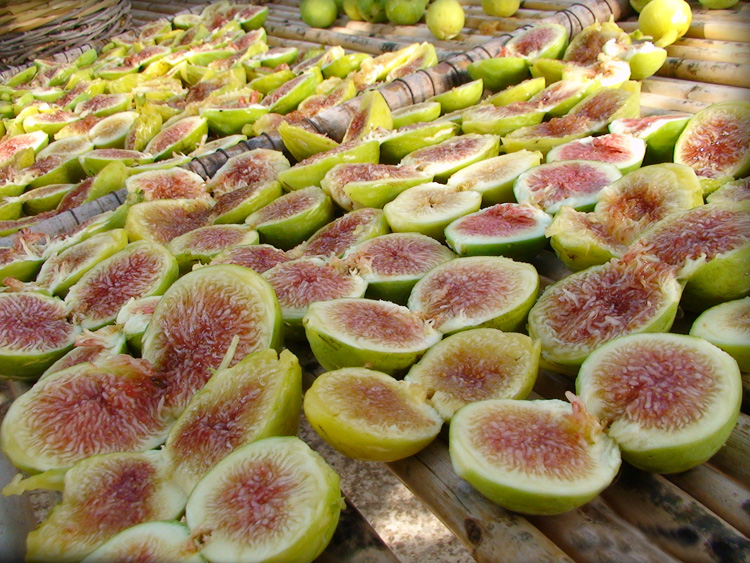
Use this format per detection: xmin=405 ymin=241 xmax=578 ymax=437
xmin=617 ymin=19 xmax=750 ymax=42
xmin=642 ymin=76 xmax=750 ymax=105
xmin=655 ymin=57 xmax=750 ymax=89
xmin=667 ymin=43 xmax=750 ymax=64
xmin=640 ymin=92 xmax=710 ymax=115
xmin=709 ymin=413 xmax=750 ymax=487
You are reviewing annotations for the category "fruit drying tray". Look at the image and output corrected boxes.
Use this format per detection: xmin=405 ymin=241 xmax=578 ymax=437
xmin=0 ymin=1 xmax=748 ymax=562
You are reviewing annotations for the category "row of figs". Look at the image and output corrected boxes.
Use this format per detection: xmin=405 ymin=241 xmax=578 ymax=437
xmin=0 ymin=1 xmax=749 ymax=561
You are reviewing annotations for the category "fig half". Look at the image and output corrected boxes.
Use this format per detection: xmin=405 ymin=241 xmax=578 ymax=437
xmin=164 ymin=348 xmax=302 ymax=494
xmin=303 ymin=297 xmax=443 ymax=375
xmin=1 ymin=355 xmax=171 ymax=473
xmin=185 ymin=436 xmax=343 ymax=563
xmin=142 ymin=264 xmax=282 ymax=414
xmin=527 ymin=256 xmax=683 ymax=372
xmin=15 ymin=450 xmax=187 ymax=563
xmin=304 ymin=367 xmax=444 ymax=461
xmin=81 ymin=521 xmax=202 ymax=563
xmin=576 ymin=332 xmax=742 ymax=473
xmin=449 ymin=395 xmax=621 ymax=515
xmin=405 ymin=328 xmax=540 ymax=421
xmin=0 ymin=291 xmax=79 ymax=380
xmin=690 ymin=297 xmax=750 ymax=372
xmin=674 ymin=100 xmax=750 ymax=184
xmin=408 ymin=255 xmax=540 ymax=334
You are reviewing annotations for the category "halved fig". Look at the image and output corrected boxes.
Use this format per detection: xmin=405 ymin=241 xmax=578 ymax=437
xmin=65 ymin=240 xmax=179 ymax=330
xmin=255 ymin=46 xmax=299 ymax=69
xmin=39 ymin=325 xmax=127 ymax=379
xmin=449 ymin=395 xmax=621 ymax=515
xmin=79 ymin=148 xmax=153 ymax=176
xmin=706 ymin=176 xmax=750 ymax=204
xmin=277 ymin=138 xmax=380 ymax=191
xmin=260 ymin=68 xmax=322 ymax=115
xmin=625 ymin=201 xmax=750 ymax=311
xmin=594 ymin=162 xmax=704 ymax=245
xmin=690 ymin=297 xmax=750 ymax=372
xmin=26 ymin=153 xmax=88 ymax=189
xmin=0 ymin=355 xmax=171 ymax=472
xmin=674 ymin=100 xmax=750 ymax=183
xmin=167 ymin=224 xmax=259 ymax=270
xmin=36 ymin=228 xmax=130 ymax=296
xmin=12 ymin=450 xmax=186 ymax=562
xmin=404 ymin=328 xmax=540 ymax=421
xmin=529 ymin=77 xmax=602 ymax=118
xmin=322 ymin=52 xmax=371 ymax=79
xmin=74 ymin=92 xmax=133 ymax=118
xmin=303 ymin=297 xmax=442 ymax=374
xmin=126 ymin=167 xmax=209 ymax=202
xmin=342 ymin=232 xmax=456 ymax=303
xmin=383 ymin=182 xmax=482 ymax=242
xmin=562 ymin=58 xmax=632 ymax=89
xmin=567 ymin=82 xmax=641 ymax=131
xmin=505 ymin=22 xmax=569 ymax=61
xmin=467 ymin=58 xmax=530 ymax=93
xmin=190 ymin=134 xmax=248 ymax=159
xmin=385 ymin=41 xmax=438 ymax=82
xmin=23 ymin=110 xmax=80 ymax=137
xmin=428 ymin=78 xmax=485 ymax=114
xmin=142 ymin=264 xmax=282 ymax=413
xmin=164 ymin=348 xmax=301 ymax=493
xmin=304 ymin=367 xmax=443 ymax=461
xmin=378 ymin=119 xmax=460 ymax=165
xmin=400 ymin=133 xmax=501 ymax=183
xmin=408 ymin=255 xmax=539 ymax=334
xmin=36 ymin=135 xmax=94 ymax=161
xmin=545 ymin=206 xmax=627 ymax=271
xmin=461 ymin=101 xmax=546 ymax=137
xmin=293 ymin=206 xmax=389 ymax=258
xmin=527 ymin=256 xmax=683 ymax=372
xmin=342 ymin=89 xmax=393 ymax=143
xmin=125 ymin=198 xmax=214 ymax=245
xmin=278 ymin=120 xmax=339 ymax=162
xmin=200 ymin=102 xmax=268 ymax=137
xmin=0 ymin=291 xmax=80 ymax=380
xmin=446 ymin=149 xmax=542 ymax=205
xmin=88 ymin=111 xmax=139 ymax=149
xmin=263 ymin=256 xmax=367 ymax=338
xmin=81 ymin=521 xmax=202 ymax=563
xmin=321 ymin=162 xmax=432 ymax=210
xmin=445 ymin=202 xmax=552 ymax=259
xmin=0 ymin=130 xmax=49 ymax=167
xmin=486 ymin=77 xmax=547 ymax=108
xmin=609 ymin=113 xmax=691 ymax=164
xmin=391 ymin=100 xmax=442 ymax=129
xmin=210 ymin=243 xmax=291 ymax=273
xmin=115 ymin=295 xmax=161 ymax=356
xmin=514 ymin=160 xmax=623 ymax=214
xmin=563 ymin=19 xmax=631 ymax=65
xmin=244 ymin=186 xmax=334 ymax=249
xmin=185 ymin=436 xmax=342 ymax=563
xmin=576 ymin=332 xmax=742 ymax=473
xmin=145 ymin=115 xmax=208 ymax=161
xmin=0 ymin=238 xmax=45 ymax=283
xmin=546 ymin=132 xmax=646 ymax=174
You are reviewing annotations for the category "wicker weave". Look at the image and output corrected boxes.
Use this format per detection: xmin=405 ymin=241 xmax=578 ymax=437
xmin=0 ymin=0 xmax=131 ymax=70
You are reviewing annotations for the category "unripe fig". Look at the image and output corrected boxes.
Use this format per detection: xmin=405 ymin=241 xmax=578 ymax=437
xmin=426 ymin=0 xmax=465 ymax=40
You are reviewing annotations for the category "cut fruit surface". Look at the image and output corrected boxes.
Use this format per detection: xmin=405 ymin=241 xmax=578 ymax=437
xmin=449 ymin=395 xmax=621 ymax=515
xmin=527 ymin=256 xmax=683 ymax=372
xmin=576 ymin=332 xmax=742 ymax=473
xmin=408 ymin=255 xmax=539 ymax=334
xmin=546 ymin=132 xmax=646 ymax=174
xmin=185 ymin=436 xmax=343 ymax=563
xmin=690 ymin=297 xmax=750 ymax=372
xmin=405 ymin=328 xmax=540 ymax=421
xmin=400 ymin=133 xmax=500 ymax=182
xmin=303 ymin=297 xmax=443 ymax=375
xmin=304 ymin=367 xmax=444 ymax=461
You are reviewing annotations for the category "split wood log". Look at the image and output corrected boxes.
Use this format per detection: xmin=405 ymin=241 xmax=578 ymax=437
xmin=640 ymin=92 xmax=710 ymax=115
xmin=709 ymin=413 xmax=750 ymax=486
